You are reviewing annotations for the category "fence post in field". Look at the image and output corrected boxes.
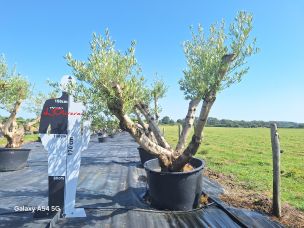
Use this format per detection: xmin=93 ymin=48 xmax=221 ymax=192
xmin=162 ymin=127 xmax=165 ymax=136
xmin=270 ymin=123 xmax=281 ymax=217
xmin=178 ymin=124 xmax=181 ymax=140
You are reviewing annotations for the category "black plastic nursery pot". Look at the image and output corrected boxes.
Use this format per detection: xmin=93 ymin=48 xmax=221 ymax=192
xmin=138 ymin=147 xmax=158 ymax=166
xmin=144 ymin=157 xmax=205 ymax=211
xmin=0 ymin=148 xmax=31 ymax=171
xmin=98 ymin=136 xmax=109 ymax=143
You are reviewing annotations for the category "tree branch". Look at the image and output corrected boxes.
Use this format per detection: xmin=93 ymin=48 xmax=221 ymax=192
xmin=135 ymin=103 xmax=171 ymax=150
xmin=134 ymin=109 xmax=149 ymax=133
xmin=134 ymin=108 xmax=158 ymax=143
xmin=153 ymin=95 xmax=159 ymax=123
xmin=175 ymin=98 xmax=200 ymax=153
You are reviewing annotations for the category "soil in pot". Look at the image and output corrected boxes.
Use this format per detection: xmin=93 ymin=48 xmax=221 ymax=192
xmin=138 ymin=147 xmax=157 ymax=166
xmin=144 ymin=157 xmax=205 ymax=211
xmin=0 ymin=148 xmax=31 ymax=171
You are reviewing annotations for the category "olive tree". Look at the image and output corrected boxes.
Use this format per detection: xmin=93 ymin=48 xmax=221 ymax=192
xmin=91 ymin=115 xmax=120 ymax=135
xmin=0 ymin=56 xmax=31 ymax=148
xmin=150 ymin=77 xmax=167 ymax=123
xmin=66 ymin=11 xmax=258 ymax=171
xmin=24 ymin=90 xmax=58 ymax=132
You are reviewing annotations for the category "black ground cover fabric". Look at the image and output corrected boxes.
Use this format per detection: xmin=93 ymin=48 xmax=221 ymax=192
xmin=0 ymin=132 xmax=283 ymax=227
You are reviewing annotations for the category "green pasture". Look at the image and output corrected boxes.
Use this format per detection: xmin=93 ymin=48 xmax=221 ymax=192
xmin=162 ymin=125 xmax=304 ymax=211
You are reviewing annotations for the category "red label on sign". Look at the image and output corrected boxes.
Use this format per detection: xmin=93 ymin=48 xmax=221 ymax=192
xmin=43 ymin=107 xmax=82 ymax=116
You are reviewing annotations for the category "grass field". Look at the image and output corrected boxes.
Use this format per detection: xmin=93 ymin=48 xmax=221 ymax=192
xmin=0 ymin=134 xmax=39 ymax=147
xmin=162 ymin=125 xmax=304 ymax=211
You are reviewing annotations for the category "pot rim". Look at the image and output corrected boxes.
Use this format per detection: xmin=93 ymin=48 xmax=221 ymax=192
xmin=144 ymin=157 xmax=205 ymax=175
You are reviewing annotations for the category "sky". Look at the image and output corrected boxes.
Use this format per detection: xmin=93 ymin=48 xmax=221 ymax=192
xmin=0 ymin=0 xmax=303 ymax=122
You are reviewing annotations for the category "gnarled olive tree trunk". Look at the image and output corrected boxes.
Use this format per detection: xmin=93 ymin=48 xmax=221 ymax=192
xmin=0 ymin=100 xmax=25 ymax=148
xmin=107 ymin=84 xmax=212 ymax=171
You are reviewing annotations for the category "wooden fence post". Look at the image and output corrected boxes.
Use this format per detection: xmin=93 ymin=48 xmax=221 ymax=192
xmin=178 ymin=124 xmax=181 ymax=140
xmin=162 ymin=127 xmax=165 ymax=136
xmin=270 ymin=123 xmax=281 ymax=217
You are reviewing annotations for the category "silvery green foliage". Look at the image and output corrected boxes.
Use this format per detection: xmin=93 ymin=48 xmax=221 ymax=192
xmin=66 ymin=30 xmax=150 ymax=118
xmin=179 ymin=11 xmax=259 ymax=100
xmin=0 ymin=55 xmax=31 ymax=113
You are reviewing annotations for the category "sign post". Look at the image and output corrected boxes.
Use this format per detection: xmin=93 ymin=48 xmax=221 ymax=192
xmin=37 ymin=75 xmax=90 ymax=218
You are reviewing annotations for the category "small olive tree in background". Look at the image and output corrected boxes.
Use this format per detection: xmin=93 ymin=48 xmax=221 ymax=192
xmin=24 ymin=90 xmax=58 ymax=132
xmin=150 ymin=77 xmax=167 ymax=124
xmin=66 ymin=11 xmax=258 ymax=171
xmin=91 ymin=115 xmax=120 ymax=135
xmin=0 ymin=56 xmax=31 ymax=148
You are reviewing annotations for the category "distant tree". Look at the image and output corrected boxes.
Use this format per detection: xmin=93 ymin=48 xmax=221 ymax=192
xmin=160 ymin=116 xmax=171 ymax=124
xmin=176 ymin=119 xmax=184 ymax=125
xmin=169 ymin=119 xmax=175 ymax=125
xmin=298 ymin=123 xmax=304 ymax=128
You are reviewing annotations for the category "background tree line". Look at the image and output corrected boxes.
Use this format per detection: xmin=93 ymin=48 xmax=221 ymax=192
xmin=160 ymin=116 xmax=304 ymax=129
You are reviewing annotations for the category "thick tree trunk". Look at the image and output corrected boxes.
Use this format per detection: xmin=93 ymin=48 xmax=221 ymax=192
xmin=171 ymin=99 xmax=215 ymax=171
xmin=3 ymin=101 xmax=21 ymax=134
xmin=4 ymin=127 xmax=24 ymax=148
xmin=175 ymin=98 xmax=200 ymax=154
xmin=1 ymin=100 xmax=25 ymax=148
